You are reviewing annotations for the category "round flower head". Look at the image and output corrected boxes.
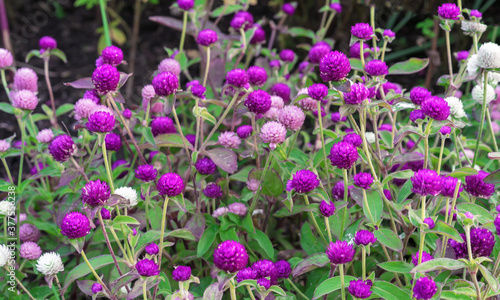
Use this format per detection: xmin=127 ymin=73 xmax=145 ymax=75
xmin=236 ymin=125 xmax=253 ymax=139
xmin=411 ymin=169 xmax=442 ymax=196
xmin=472 ymin=84 xmax=496 ymax=104
xmin=278 ymin=105 xmax=305 ymax=131
xmin=157 ymin=173 xmax=184 ymax=197
xmin=213 ymin=240 xmax=249 ymax=273
xmin=270 ymin=83 xmax=291 ymax=103
xmin=228 ymin=202 xmax=247 ymax=216
xmin=212 ymin=207 xmax=228 ymax=218
xmin=104 ymin=133 xmax=121 ymax=151
xmin=331 ymin=112 xmax=347 ymax=123
xmin=20 ymin=242 xmax=42 ymax=260
xmin=74 ymin=98 xmax=97 ymax=120
xmin=260 ymin=121 xmax=287 ymax=150
xmin=319 ymin=51 xmax=351 ymax=82
xmin=465 ymin=171 xmax=495 ymax=198
xmin=233 ymin=11 xmax=254 ymax=31
xmin=343 ymin=133 xmax=362 ymax=147
xmin=218 ymin=131 xmax=241 ymax=149
xmin=413 ymin=277 xmax=437 ymax=300
xmin=87 ymin=106 xmax=115 ymax=133
xmin=351 ymin=23 xmax=373 ymax=40
xmin=39 ymin=36 xmax=57 ymax=51
xmin=287 ymin=170 xmax=319 ymax=193
xmin=197 ymin=29 xmax=218 ymax=47
xmin=158 ymin=58 xmax=181 ymax=76
xmin=470 ymin=9 xmax=482 ymax=18
xmin=91 ymin=283 xmax=103 ymax=294
xmin=36 ymin=252 xmax=64 ymax=276
xmin=173 ymin=266 xmax=191 ymax=281
xmin=410 ymin=109 xmax=425 ymax=123
xmin=177 ymin=0 xmax=194 ymax=10
xmin=423 ymin=218 xmax=435 ymax=229
xmin=122 ymin=108 xmax=132 ymax=119
xmin=365 ymin=59 xmax=388 ymax=76
xmin=195 ymin=157 xmax=217 ymax=175
xmin=269 ymin=60 xmax=281 ymax=69
xmin=145 ymin=242 xmax=159 ymax=255
xmin=383 ymin=29 xmax=396 ymax=38
xmin=308 ymin=83 xmax=328 ymax=101
xmin=354 ymin=172 xmax=373 ymax=189
xmin=383 ymin=189 xmax=392 ymax=200
xmin=257 ymin=278 xmax=271 ymax=290
xmin=409 ymin=87 xmax=432 ymax=106
xmin=437 ymin=3 xmax=461 ymax=20
xmin=319 ymin=200 xmax=336 ymax=217
xmin=494 ymin=214 xmax=500 ymax=234
xmin=152 ymin=71 xmax=179 ymax=96
xmin=297 ymin=97 xmax=316 ymax=111
xmin=477 ymin=42 xmax=500 ymax=69
xmin=282 ymin=3 xmax=295 ymax=15
xmin=349 ymin=42 xmax=370 ymax=59
xmin=12 ymin=89 xmax=38 ymax=110
xmin=326 ymin=240 xmax=355 ymax=264
xmin=412 ymin=251 xmax=434 ymax=266
xmin=151 ymin=116 xmax=176 ymax=137
xmin=440 ymin=176 xmax=463 ymax=198
xmin=456 ymin=50 xmax=469 ymax=61
xmin=0 ymin=244 xmax=9 ymax=267
xmin=226 ymin=69 xmax=248 ymax=88
xmin=247 ymin=66 xmax=267 ymax=86
xmin=309 ymin=43 xmax=331 ymax=64
xmin=439 ymin=126 xmax=451 ymax=135
xmin=13 ymin=68 xmax=38 ymax=92
xmin=135 ymin=164 xmax=157 ymax=182
xmin=36 ymin=128 xmax=54 ymax=144
xmin=252 ymin=259 xmax=278 ymax=284
xmin=115 ymin=186 xmax=138 ymax=207
xmin=462 ymin=21 xmax=487 ymax=35
xmin=330 ymin=2 xmax=342 ymax=12
xmin=101 ymin=45 xmax=123 ymax=66
xmin=250 ymin=25 xmax=266 ymax=44
xmin=237 ymin=267 xmax=256 ymax=282
xmin=348 ymin=279 xmax=372 ymax=299
xmin=136 ymin=258 xmax=160 ymax=277
xmin=280 ymin=49 xmax=295 ymax=62
xmin=245 ymin=90 xmax=272 ymax=114
xmin=467 ymin=54 xmax=480 ymax=77
xmin=344 ymin=82 xmax=369 ymax=105
xmin=82 ymin=180 xmax=110 ymax=207
xmin=203 ymin=183 xmax=223 ymax=198
xmin=30 ymin=162 xmax=45 ymax=176
xmin=142 ymin=85 xmax=156 ymax=101
xmin=444 ymin=96 xmax=466 ymax=118
xmin=100 ymin=207 xmax=111 ymax=220
xmin=60 ymin=212 xmax=91 ymax=239
xmin=354 ymin=230 xmax=377 ymax=246
xmin=186 ymin=134 xmax=196 ymax=146
xmin=329 ymin=141 xmax=358 ymax=169
xmin=92 ymin=64 xmax=120 ymax=95
xmin=421 ymin=96 xmax=450 ymax=121
xmin=49 ymin=134 xmax=77 ymax=162
xmin=0 ymin=48 xmax=13 ymax=68
xmin=275 ymin=260 xmax=292 ymax=279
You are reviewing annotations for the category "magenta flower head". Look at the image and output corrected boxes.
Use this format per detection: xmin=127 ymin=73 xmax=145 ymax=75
xmin=136 ymin=259 xmax=160 ymax=277
xmin=252 ymin=259 xmax=278 ymax=284
xmin=437 ymin=3 xmax=461 ymax=20
xmin=287 ymin=170 xmax=319 ymax=193
xmin=383 ymin=189 xmax=392 ymax=200
xmin=101 ymin=45 xmax=123 ymax=66
xmin=236 ymin=267 xmax=256 ymax=282
xmin=282 ymin=3 xmax=295 ymax=15
xmin=450 ymin=228 xmax=495 ymax=258
xmin=49 ymin=134 xmax=77 ymax=162
xmin=19 ymin=223 xmax=40 ymax=243
xmin=228 ymin=202 xmax=247 ymax=216
xmin=274 ymin=260 xmax=291 ymax=279
xmin=12 ymin=90 xmax=38 ymax=110
xmin=410 ymin=109 xmax=426 ymax=123
xmin=329 ymin=141 xmax=358 ymax=169
xmin=422 ymin=96 xmax=450 ymax=121
xmin=172 ymin=266 xmax=191 ymax=281
xmin=13 ymin=68 xmax=38 ymax=92
xmin=233 ymin=11 xmax=254 ymax=31
xmin=270 ymin=83 xmax=291 ymax=103
xmin=213 ymin=240 xmax=249 ymax=273
xmin=197 ymin=29 xmax=218 ymax=47
xmin=278 ymin=105 xmax=305 ymax=131
xmin=250 ymin=25 xmax=266 ymax=45
xmin=86 ymin=106 xmax=115 ymax=133
xmin=218 ymin=131 xmax=241 ymax=149
xmin=309 ymin=42 xmax=331 ymax=64
xmin=365 ymin=59 xmax=389 ymax=76
xmin=177 ymin=0 xmax=194 ymax=10
xmin=319 ymin=51 xmax=351 ymax=82
xmin=60 ymin=212 xmax=91 ymax=239
xmin=354 ymin=172 xmax=373 ymax=189
xmin=440 ymin=176 xmax=463 ymax=198
xmin=157 ymin=173 xmax=184 ymax=197
xmin=151 ymin=116 xmax=177 ymax=137
xmin=494 ymin=214 xmax=500 ymax=234
xmin=105 ymin=133 xmax=121 ymax=151
xmin=349 ymin=42 xmax=370 ymax=59
xmin=308 ymin=83 xmax=328 ymax=101
xmin=280 ymin=49 xmax=295 ymax=62
xmin=83 ymin=89 xmax=100 ymax=104
xmin=158 ymin=58 xmax=181 ymax=76
xmin=152 ymin=71 xmax=178 ymax=96
xmin=122 ymin=108 xmax=132 ymax=119
xmin=247 ymin=66 xmax=267 ymax=87
xmin=439 ymin=126 xmax=451 ymax=136
xmin=423 ymin=218 xmax=435 ymax=229
xmin=195 ymin=157 xmax=217 ymax=175
xmin=92 ymin=64 xmax=120 ymax=95
xmin=257 ymin=278 xmax=271 ymax=290
xmin=409 ymin=87 xmax=432 ymax=106
xmin=326 ymin=240 xmax=355 ymax=264
xmin=465 ymin=171 xmax=495 ymax=198
xmin=82 ymin=180 xmax=110 ymax=207
xmin=20 ymin=242 xmax=42 ymax=260
xmin=269 ymin=60 xmax=281 ymax=69
xmin=354 ymin=230 xmax=377 ymax=246
xmin=470 ymin=9 xmax=482 ymax=18
xmin=145 ymin=242 xmax=159 ymax=255
xmin=100 ymin=207 xmax=111 ymax=220
xmin=351 ymin=23 xmax=373 ymax=40
xmin=91 ymin=283 xmax=102 ymax=294
xmin=411 ymin=169 xmax=442 ymax=196
xmin=203 ymin=183 xmax=223 ymax=198
xmin=0 ymin=48 xmax=13 ymax=68
xmin=344 ymin=82 xmax=369 ymax=105
xmin=226 ymin=69 xmax=248 ymax=88
xmin=260 ymin=121 xmax=287 ymax=150
xmin=412 ymin=251 xmax=434 ymax=266
xmin=413 ymin=277 xmax=437 ymax=300
xmin=39 ymin=36 xmax=57 ymax=51
xmin=456 ymin=50 xmax=469 ymax=61
xmin=135 ymin=164 xmax=157 ymax=182
xmin=320 ymin=200 xmax=336 ymax=217
xmin=190 ymin=84 xmax=206 ymax=99
xmin=236 ymin=125 xmax=253 ymax=139
xmin=331 ymin=112 xmax=347 ymax=123
xmin=245 ymin=90 xmax=271 ymax=114
xmin=343 ymin=133 xmax=362 ymax=147
xmin=348 ymin=279 xmax=372 ymax=299
xmin=383 ymin=29 xmax=396 ymax=38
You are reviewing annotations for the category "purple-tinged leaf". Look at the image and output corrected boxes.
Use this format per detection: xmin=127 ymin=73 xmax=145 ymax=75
xmin=62 ymin=255 xmax=122 ymax=292
xmin=56 ymin=168 xmax=79 ymax=188
xmin=484 ymin=168 xmax=500 ymax=184
xmin=118 ymin=73 xmax=133 ymax=89
xmin=292 ymin=253 xmax=330 ymax=277
xmin=185 ymin=213 xmax=206 ymax=240
xmin=64 ymin=77 xmax=94 ymax=89
xmin=76 ymin=280 xmax=95 ymax=296
xmin=206 ymin=148 xmax=238 ymax=174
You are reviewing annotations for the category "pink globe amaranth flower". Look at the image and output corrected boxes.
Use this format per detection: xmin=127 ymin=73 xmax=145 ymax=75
xmin=423 ymin=217 xmax=435 ymax=229
xmin=232 ymin=11 xmax=254 ymax=31
xmin=91 ymin=283 xmax=102 ymax=294
xmin=13 ymin=68 xmax=38 ymax=92
xmin=101 ymin=45 xmax=123 ymax=66
xmin=74 ymin=98 xmax=97 ymax=120
xmin=331 ymin=112 xmax=347 ymax=123
xmin=354 ymin=172 xmax=373 ymax=189
xmin=135 ymin=164 xmax=157 ymax=182
xmin=82 ymin=180 xmax=110 ymax=207
xmin=36 ymin=128 xmax=54 ymax=143
xmin=49 ymin=134 xmax=77 ymax=162
xmin=157 ymin=173 xmax=184 ymax=197
xmin=39 ymin=36 xmax=57 ymax=51
xmin=260 ymin=121 xmax=287 ymax=150
xmin=250 ymin=25 xmax=266 ymax=44
xmin=247 ymin=66 xmax=267 ymax=86
xmin=195 ymin=157 xmax=217 ymax=175
xmin=383 ymin=29 xmax=396 ymax=38
xmin=145 ymin=242 xmax=159 ymax=255
xmin=348 ymin=279 xmax=372 ymax=299
xmin=20 ymin=223 xmax=40 ymax=243
xmin=83 ymin=89 xmax=100 ymax=104
xmin=287 ymin=169 xmax=319 ymax=193
xmin=0 ymin=48 xmax=13 ymax=68
xmin=177 ymin=0 xmax=194 ymax=10
xmin=456 ymin=50 xmax=469 ymax=61
xmin=86 ymin=107 xmax=116 ymax=133
xmin=100 ymin=207 xmax=111 ymax=220
xmin=330 ymin=2 xmax=342 ymax=12
xmin=247 ymin=178 xmax=260 ymax=192
xmin=152 ymin=71 xmax=179 ymax=96
xmin=136 ymin=258 xmax=160 ymax=277
xmin=437 ymin=3 xmax=461 ymax=20
xmin=440 ymin=176 xmax=463 ymax=198
xmin=204 ymin=183 xmax=223 ymax=198
xmin=60 ymin=211 xmax=91 ymax=239
xmin=365 ymin=59 xmax=388 ymax=76
xmin=252 ymin=259 xmax=278 ymax=284
xmin=439 ymin=126 xmax=451 ymax=135
xmin=412 ymin=251 xmax=434 ymax=266
xmin=236 ymin=125 xmax=253 ymax=139
xmin=12 ymin=89 xmax=38 ymax=110
xmin=282 ymin=3 xmax=295 ymax=15
xmin=319 ymin=200 xmax=336 ymax=217
xmin=411 ymin=169 xmax=442 ymax=196
xmin=142 ymin=84 xmax=156 ymax=101
xmin=344 ymin=82 xmax=369 ymax=105
xmin=309 ymin=43 xmax=331 ymax=64
xmin=413 ymin=277 xmax=437 ymax=300
xmin=197 ymin=29 xmax=218 ymax=46
xmin=236 ymin=267 xmax=256 ymax=282
xmin=465 ymin=171 xmax=495 ymax=198
xmin=122 ymin=108 xmax=132 ymax=119
xmin=278 ymin=105 xmax=305 ymax=131
xmin=191 ymin=84 xmax=206 ymax=99
xmin=213 ymin=240 xmax=249 ymax=273
xmin=351 ymin=23 xmax=373 ymax=40
xmin=329 ymin=141 xmax=358 ymax=169
xmin=226 ymin=69 xmax=248 ymax=88
xmin=270 ymin=83 xmax=291 ymax=103
xmin=280 ymin=49 xmax=295 ymax=62
xmin=326 ymin=240 xmax=355 ymax=264
xmin=20 ymin=242 xmax=42 ymax=260
xmin=92 ymin=64 xmax=120 ymax=95
xmin=422 ymin=96 xmax=450 ymax=121
xmin=349 ymin=42 xmax=370 ymax=59
xmin=105 ymin=132 xmax=121 ymax=151
xmin=308 ymin=83 xmax=328 ymax=101
xmin=269 ymin=59 xmax=281 ymax=69
xmin=158 ymin=58 xmax=181 ymax=76
xmin=245 ymin=90 xmax=272 ymax=114
xmin=320 ymin=51 xmax=351 ymax=82
xmin=470 ymin=9 xmax=482 ymax=18
xmin=172 ymin=266 xmax=191 ymax=282
xmin=151 ymin=116 xmax=176 ymax=137
xmin=218 ymin=131 xmax=241 ymax=149
xmin=298 ymin=97 xmax=317 ymax=111
xmin=343 ymin=133 xmax=362 ymax=147
xmin=354 ymin=230 xmax=377 ymax=246
xmin=228 ymin=202 xmax=247 ymax=216
xmin=410 ymin=109 xmax=425 ymax=123
xmin=409 ymin=86 xmax=432 ymax=106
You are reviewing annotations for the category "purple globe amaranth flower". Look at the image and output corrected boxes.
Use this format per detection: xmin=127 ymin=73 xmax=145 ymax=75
xmin=423 ymin=218 xmax=435 ymax=229
xmin=172 ymin=266 xmax=191 ymax=281
xmin=30 ymin=163 xmax=45 ymax=176
xmin=145 ymin=242 xmax=159 ymax=255
xmin=13 ymin=89 xmax=38 ymax=110
xmin=365 ymin=59 xmax=388 ymax=76
xmin=441 ymin=176 xmax=463 ymax=198
xmin=278 ymin=105 xmax=305 ymax=131
xmin=252 ymin=259 xmax=278 ymax=284
xmin=49 ymin=134 xmax=77 ymax=162
xmin=269 ymin=59 xmax=281 ymax=69
xmin=270 ymin=83 xmax=291 ymax=103
xmin=410 ymin=109 xmax=426 ymax=123
xmin=343 ymin=133 xmax=362 ymax=147
xmin=344 ymin=82 xmax=369 ymax=105
xmin=82 ymin=180 xmax=110 ymax=207
xmin=213 ymin=240 xmax=249 ymax=273
xmin=177 ymin=0 xmax=194 ymax=10
xmin=195 ymin=157 xmax=217 ymax=175
xmin=330 ymin=2 xmax=342 ymax=12
xmin=226 ymin=69 xmax=248 ymax=88
xmin=247 ymin=66 xmax=267 ymax=86
xmin=136 ymin=258 xmax=160 ymax=277
xmin=236 ymin=267 xmax=256 ymax=282
xmin=83 ymin=89 xmax=101 ymax=104
xmin=470 ymin=9 xmax=482 ymax=18
xmin=0 ymin=48 xmax=13 ymax=68
xmin=406 ymin=153 xmax=424 ymax=172
xmin=438 ymin=3 xmax=461 ymax=20
xmin=331 ymin=112 xmax=347 ymax=123
xmin=19 ymin=223 xmax=40 ymax=243
xmin=60 ymin=212 xmax=91 ymax=239
xmin=297 ymin=97 xmax=316 ymax=111
xmin=456 ymin=50 xmax=469 ymax=61
xmin=354 ymin=172 xmax=373 ymax=189
xmin=275 ymin=260 xmax=292 ymax=279
xmin=91 ymin=283 xmax=102 ymax=294
xmin=186 ymin=134 xmax=196 ymax=146
xmin=203 ymin=183 xmax=223 ymax=198
xmin=319 ymin=51 xmax=351 ymax=82
xmin=92 ymin=64 xmax=120 ymax=95
xmin=280 ymin=49 xmax=295 ymax=62
xmin=197 ymin=29 xmax=218 ymax=47
xmin=157 ymin=173 xmax=184 ymax=197
xmin=39 ymin=36 xmax=57 ymax=51
xmin=152 ymin=71 xmax=178 ymax=96
xmin=411 ymin=169 xmax=442 ymax=196
xmin=349 ymin=42 xmax=370 ymax=59
xmin=151 ymin=116 xmax=176 ymax=137
xmin=142 ymin=85 xmax=156 ymax=102
xmin=332 ymin=181 xmax=354 ymax=201
xmin=100 ymin=207 xmax=111 ymax=220
xmin=287 ymin=170 xmax=319 ymax=193
xmin=494 ymin=214 xmax=500 ymax=234
xmin=422 ymin=96 xmax=450 ymax=121
xmin=450 ymin=228 xmax=495 ymax=258
xmin=439 ymin=126 xmax=452 ymax=135
xmin=329 ymin=141 xmax=358 ymax=169
xmin=13 ymin=68 xmax=38 ymax=92
xmin=354 ymin=230 xmax=377 ymax=246
xmin=326 ymin=240 xmax=355 ymax=264
xmin=86 ymin=107 xmax=115 ymax=133
xmin=20 ymin=242 xmax=42 ymax=260
xmin=245 ymin=90 xmax=271 ymax=114
xmin=234 ymin=11 xmax=254 ymax=31
xmin=413 ymin=277 xmax=437 ymax=300
xmin=282 ymin=3 xmax=295 ymax=15
xmin=158 ymin=58 xmax=181 ymax=76
xmin=135 ymin=164 xmax=157 ymax=182
xmin=309 ymin=43 xmax=331 ymax=64
xmin=250 ymin=25 xmax=266 ymax=44
xmin=351 ymin=23 xmax=373 ymax=40
xmin=320 ymin=200 xmax=336 ymax=217
xmin=213 ymin=207 xmax=228 ymax=218
xmin=257 ymin=278 xmax=271 ymax=290
xmin=236 ymin=125 xmax=253 ymax=139
xmin=122 ymin=108 xmax=132 ymax=119
xmin=379 ymin=124 xmax=392 ymax=132
xmin=348 ymin=279 xmax=372 ymax=299
xmin=228 ymin=202 xmax=247 ymax=216
xmin=260 ymin=121 xmax=287 ymax=150
xmin=101 ymin=45 xmax=123 ymax=66
xmin=105 ymin=133 xmax=121 ymax=151
xmin=383 ymin=29 xmax=396 ymax=38
xmin=218 ymin=131 xmax=241 ymax=149
xmin=308 ymin=83 xmax=328 ymax=101
xmin=410 ymin=87 xmax=432 ymax=106
xmin=412 ymin=251 xmax=434 ymax=266
xmin=383 ymin=189 xmax=392 ymax=200
xmin=465 ymin=171 xmax=495 ymax=198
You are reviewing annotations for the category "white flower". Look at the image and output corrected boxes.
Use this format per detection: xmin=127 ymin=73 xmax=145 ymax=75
xmin=297 ymin=88 xmax=308 ymax=96
xmin=114 ymin=186 xmax=138 ymax=207
xmin=444 ymin=96 xmax=466 ymax=118
xmin=365 ymin=132 xmax=376 ymax=144
xmin=0 ymin=201 xmax=15 ymax=217
xmin=36 ymin=252 xmax=64 ymax=276
xmin=477 ymin=42 xmax=500 ymax=69
xmin=344 ymin=233 xmax=355 ymax=246
xmin=487 ymin=72 xmax=500 ymax=87
xmin=461 ymin=21 xmax=487 ymax=35
xmin=0 ymin=244 xmax=10 ymax=267
xmin=472 ymin=84 xmax=496 ymax=104
xmin=467 ymin=54 xmax=480 ymax=77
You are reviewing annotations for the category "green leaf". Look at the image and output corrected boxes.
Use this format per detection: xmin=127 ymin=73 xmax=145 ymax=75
xmin=51 ymin=48 xmax=68 ymax=63
xmin=287 ymin=27 xmax=316 ymax=39
xmin=428 ymin=221 xmax=464 ymax=243
xmin=192 ymin=105 xmax=216 ymax=125
xmin=248 ymin=229 xmax=274 ymax=259
xmin=397 ymin=180 xmax=413 ymax=203
xmin=268 ymin=286 xmax=287 ymax=296
xmin=140 ymin=127 xmax=156 ymax=148
xmin=0 ymin=102 xmax=14 ymax=114
xmin=291 ymin=253 xmax=329 ymax=277
xmin=167 ymin=229 xmax=196 ymax=241
xmin=377 ymin=261 xmax=414 ymax=273
xmin=212 ymin=4 xmax=243 ymax=17
xmin=135 ymin=230 xmax=162 ymax=252
xmin=110 ymin=216 xmax=140 ymax=226
xmin=229 ymin=166 xmax=254 ymax=182
xmin=372 ymin=281 xmax=411 ymax=300
xmin=484 ymin=168 xmax=500 ymax=184
xmin=410 ymin=258 xmax=467 ymax=273
xmin=176 ymin=51 xmax=188 ymax=71
xmin=440 ymin=291 xmax=475 ymax=300
xmin=388 ymin=58 xmax=429 ymax=75
xmin=447 ymin=167 xmax=478 ymax=178
xmin=25 ymin=49 xmax=41 ymax=62
xmin=348 ymin=58 xmax=363 ymax=71
xmin=374 ymin=228 xmax=402 ymax=252
xmin=197 ymin=224 xmax=219 ymax=257
xmin=382 ymin=169 xmax=414 ymax=186
xmin=300 ymin=222 xmax=325 ymax=255
xmin=249 ymin=167 xmax=284 ymax=198
xmin=313 ymin=275 xmax=357 ymax=299
xmin=152 ymin=134 xmax=192 ymax=150
xmin=478 ymin=264 xmax=500 ymax=292
xmin=363 ymin=189 xmax=383 ymax=224
xmin=56 ymin=103 xmax=74 ymax=116
xmin=62 ymin=255 xmax=119 ymax=292
xmin=456 ymin=203 xmax=494 ymax=224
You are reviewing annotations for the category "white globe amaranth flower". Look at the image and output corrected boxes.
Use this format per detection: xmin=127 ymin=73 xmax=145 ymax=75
xmin=365 ymin=132 xmax=376 ymax=144
xmin=481 ymin=72 xmax=500 ymax=87
xmin=467 ymin=54 xmax=480 ymax=77
xmin=444 ymin=96 xmax=466 ymax=118
xmin=0 ymin=244 xmax=10 ymax=267
xmin=114 ymin=186 xmax=138 ymax=207
xmin=36 ymin=252 xmax=64 ymax=276
xmin=472 ymin=84 xmax=496 ymax=104
xmin=477 ymin=42 xmax=500 ymax=69
xmin=461 ymin=21 xmax=487 ymax=35
xmin=0 ymin=201 xmax=15 ymax=216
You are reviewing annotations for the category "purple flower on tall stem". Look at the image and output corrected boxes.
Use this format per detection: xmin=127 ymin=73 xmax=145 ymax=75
xmin=309 ymin=43 xmax=331 ymax=64
xmin=92 ymin=64 xmax=120 ymax=95
xmin=177 ymin=0 xmax=194 ymax=10
xmin=319 ymin=51 xmax=351 ymax=82
xmin=236 ymin=267 xmax=256 ymax=282
xmin=326 ymin=240 xmax=355 ymax=264
xmin=465 ymin=171 xmax=495 ymax=198
xmin=279 ymin=49 xmax=295 ymax=62
xmin=245 ymin=90 xmax=271 ymax=114
xmin=226 ymin=69 xmax=248 ymax=88
xmin=101 ymin=45 xmax=123 ymax=66
xmin=197 ymin=29 xmax=218 ymax=47
xmin=278 ymin=105 xmax=305 ymax=131
xmin=49 ymin=134 xmax=77 ymax=162
xmin=157 ymin=173 xmax=184 ymax=197
xmin=409 ymin=87 xmax=432 ymax=106
xmin=328 ymin=141 xmax=358 ymax=169
xmin=203 ymin=183 xmax=223 ymax=198
xmin=136 ymin=259 xmax=160 ymax=277
xmin=270 ymin=83 xmax=291 ymax=103
xmin=252 ymin=259 xmax=278 ymax=284
xmin=260 ymin=121 xmax=287 ymax=150
xmin=354 ymin=230 xmax=377 ymax=246
xmin=410 ymin=110 xmax=426 ymax=123
xmin=104 ymin=133 xmax=121 ymax=151
xmin=275 ymin=260 xmax=292 ymax=279
xmin=172 ymin=266 xmax=191 ymax=281
xmin=236 ymin=125 xmax=253 ymax=139
xmin=437 ymin=3 xmax=461 ymax=20
xmin=151 ymin=116 xmax=176 ymax=137
xmin=286 ymin=170 xmax=319 ymax=193
xmin=319 ymin=200 xmax=336 ymax=217
xmin=195 ymin=157 xmax=217 ymax=175
xmin=411 ymin=169 xmax=442 ymax=196
xmin=412 ymin=251 xmax=434 ymax=266
xmin=82 ymin=180 xmax=111 ymax=207
xmin=86 ymin=107 xmax=116 ymax=133
xmin=13 ymin=68 xmax=38 ymax=92
xmin=213 ymin=240 xmax=249 ymax=273
xmin=344 ymin=82 xmax=369 ymax=105
xmin=348 ymin=279 xmax=372 ymax=299
xmin=0 ymin=48 xmax=13 ymax=68
xmin=365 ymin=59 xmax=388 ymax=76
xmin=152 ymin=71 xmax=179 ymax=96
xmin=13 ymin=90 xmax=38 ymax=110
xmin=413 ymin=277 xmax=437 ymax=300
xmin=308 ymin=83 xmax=328 ymax=101
xmin=423 ymin=218 xmax=435 ymax=229
xmin=135 ymin=164 xmax=157 ymax=182
xmin=353 ymin=172 xmax=373 ymax=189
xmin=351 ymin=23 xmax=373 ymax=40
xmin=282 ymin=3 xmax=295 ymax=15
xmin=60 ymin=212 xmax=91 ymax=239
xmin=247 ymin=66 xmax=267 ymax=86
xmin=421 ymin=96 xmax=450 ymax=121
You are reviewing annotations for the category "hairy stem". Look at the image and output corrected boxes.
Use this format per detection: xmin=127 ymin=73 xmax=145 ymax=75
xmin=153 ymin=195 xmax=170 ymax=300
xmin=473 ymin=71 xmax=488 ymax=166
xmin=43 ymin=58 xmax=57 ymax=127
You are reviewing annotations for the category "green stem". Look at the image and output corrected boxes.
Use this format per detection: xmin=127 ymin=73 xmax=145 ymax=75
xmin=203 ymin=47 xmax=211 ymax=87
xmin=1 ymin=158 xmax=13 ymax=184
xmin=437 ymin=136 xmax=446 ymax=174
xmin=143 ymin=278 xmax=148 ymax=300
xmin=452 ymin=130 xmax=463 ymax=168
xmin=465 ymin=225 xmax=473 ymax=261
xmin=229 ymin=279 xmax=237 ymax=300
xmin=239 ymin=27 xmax=247 ymax=52
xmin=0 ymin=68 xmax=10 ymax=99
xmin=99 ymin=0 xmax=112 ymax=47
xmin=423 ymin=119 xmax=434 ymax=169
xmin=144 ymin=184 xmax=151 ymax=231
xmin=179 ymin=11 xmax=188 ymax=53
xmin=324 ymin=216 xmax=332 ymax=243
xmin=18 ymin=118 xmax=26 ymax=187
xmin=246 ymin=286 xmax=256 ymax=300
xmin=359 ymin=109 xmax=377 ymax=180
xmin=249 ymin=151 xmax=273 ymax=213
xmin=317 ymin=101 xmax=331 ymax=191
xmin=81 ymin=250 xmax=115 ymax=299
xmin=339 ymin=264 xmax=346 ymax=300
xmin=109 ymin=226 xmax=132 ymax=263
xmin=362 ymin=189 xmax=375 ymax=224
xmin=43 ymin=58 xmax=57 ymax=127
xmin=54 ymin=275 xmax=65 ymax=300
xmin=101 ymin=135 xmax=114 ymax=193
xmin=381 ymin=40 xmax=388 ymax=62
xmin=286 ymin=278 xmax=309 ymax=300
xmin=4 ymin=267 xmax=36 ymax=300
xmin=153 ymin=195 xmax=170 ymax=300
xmin=370 ymin=5 xmax=378 ymax=58
xmin=359 ymin=40 xmax=368 ymax=79
xmin=286 ymin=129 xmax=300 ymax=158
xmin=362 ymin=246 xmax=366 ymax=280
xmin=304 ymin=195 xmax=328 ymax=244
xmin=418 ymin=196 xmax=426 ymax=265
xmin=320 ymin=11 xmax=336 ymax=41
xmin=473 ymin=71 xmax=488 ymax=166
xmin=339 ymin=169 xmax=349 ymax=238
xmin=485 ymin=110 xmax=499 ymax=152
xmin=171 ymin=98 xmax=191 ymax=158
xmin=444 ymin=30 xmax=454 ymax=87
